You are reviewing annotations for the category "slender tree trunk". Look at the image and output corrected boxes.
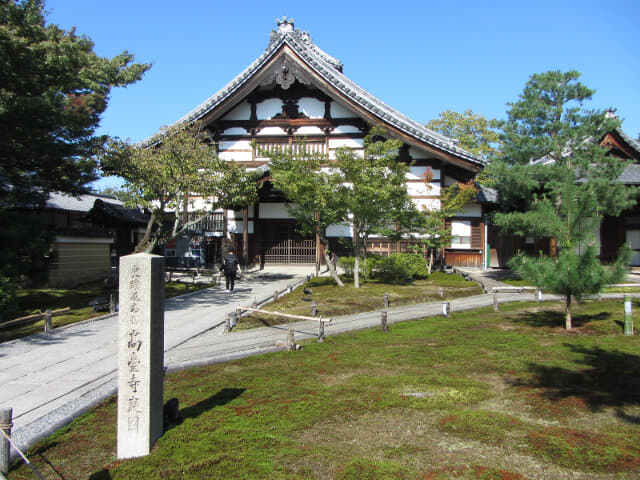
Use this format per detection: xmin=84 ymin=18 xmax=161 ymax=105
xmin=428 ymin=248 xmax=434 ymax=275
xmin=565 ymin=294 xmax=573 ymax=330
xmin=317 ymin=227 xmax=344 ymax=286
xmin=354 ymin=230 xmax=361 ymax=289
xmin=136 ymin=210 xmax=157 ymax=253
xmin=322 ymin=245 xmax=344 ymax=287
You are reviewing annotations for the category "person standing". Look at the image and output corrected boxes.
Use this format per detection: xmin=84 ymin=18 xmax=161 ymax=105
xmin=221 ymin=249 xmax=241 ymax=291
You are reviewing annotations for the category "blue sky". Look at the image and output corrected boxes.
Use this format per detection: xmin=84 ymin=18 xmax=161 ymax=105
xmin=44 ymin=0 xmax=640 ymax=189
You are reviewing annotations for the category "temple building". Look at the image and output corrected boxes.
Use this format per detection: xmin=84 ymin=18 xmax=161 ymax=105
xmin=151 ymin=18 xmax=488 ymax=268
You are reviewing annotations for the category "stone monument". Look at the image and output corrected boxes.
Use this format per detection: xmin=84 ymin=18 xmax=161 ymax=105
xmin=117 ymin=253 xmax=165 ymax=459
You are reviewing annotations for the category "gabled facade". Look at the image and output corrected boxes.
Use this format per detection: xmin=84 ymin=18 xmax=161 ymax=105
xmin=150 ymin=18 xmax=488 ymax=268
xmin=599 ymin=127 xmax=640 ymax=266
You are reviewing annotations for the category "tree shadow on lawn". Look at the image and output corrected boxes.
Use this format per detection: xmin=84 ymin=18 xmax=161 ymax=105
xmin=522 ymin=344 xmax=640 ymax=421
xmin=511 ymin=309 xmax=610 ymax=328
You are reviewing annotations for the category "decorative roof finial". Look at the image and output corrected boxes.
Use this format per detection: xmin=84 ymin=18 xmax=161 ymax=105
xmin=276 ymin=16 xmax=294 ymax=33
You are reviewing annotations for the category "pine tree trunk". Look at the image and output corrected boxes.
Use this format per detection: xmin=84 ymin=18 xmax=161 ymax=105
xmin=565 ymin=295 xmax=573 ymax=330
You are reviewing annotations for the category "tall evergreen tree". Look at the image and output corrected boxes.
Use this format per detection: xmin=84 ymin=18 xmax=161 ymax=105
xmin=490 ymin=70 xmax=637 ymax=328
xmin=0 ymin=0 xmax=150 ymax=206
xmin=0 ymin=0 xmax=149 ymax=316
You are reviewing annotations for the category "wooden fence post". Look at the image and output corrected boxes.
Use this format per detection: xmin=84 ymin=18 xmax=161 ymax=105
xmin=287 ymin=329 xmax=295 ymax=351
xmin=493 ymin=293 xmax=499 ymax=312
xmin=0 ymin=407 xmax=11 ymax=477
xmin=318 ymin=321 xmax=325 ymax=343
xmin=274 ymin=290 xmax=279 ymax=301
xmin=44 ymin=309 xmax=52 ymax=334
xmin=311 ymin=301 xmax=317 ymax=317
xmin=624 ymin=296 xmax=634 ymax=335
xmin=383 ymin=293 xmax=389 ymax=310
xmin=381 ymin=310 xmax=389 ymax=332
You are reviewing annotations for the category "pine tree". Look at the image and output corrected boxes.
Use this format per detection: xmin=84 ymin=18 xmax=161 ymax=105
xmin=490 ymin=70 xmax=637 ymax=328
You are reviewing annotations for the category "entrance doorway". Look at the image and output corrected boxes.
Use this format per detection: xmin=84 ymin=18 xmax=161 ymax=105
xmin=259 ymin=220 xmax=315 ymax=264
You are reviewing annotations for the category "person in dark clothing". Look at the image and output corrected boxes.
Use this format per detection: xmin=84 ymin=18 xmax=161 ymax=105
xmin=221 ymin=249 xmax=241 ymax=291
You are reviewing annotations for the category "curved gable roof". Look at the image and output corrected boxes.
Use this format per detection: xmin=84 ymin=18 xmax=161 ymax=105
xmin=145 ymin=19 xmax=485 ymax=170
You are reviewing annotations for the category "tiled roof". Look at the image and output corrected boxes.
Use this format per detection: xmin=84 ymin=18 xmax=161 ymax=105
xmin=88 ymin=198 xmax=149 ymax=225
xmin=619 ymin=164 xmax=640 ymax=184
xmin=46 ymin=192 xmax=122 ymax=213
xmin=144 ymin=21 xmax=485 ymax=168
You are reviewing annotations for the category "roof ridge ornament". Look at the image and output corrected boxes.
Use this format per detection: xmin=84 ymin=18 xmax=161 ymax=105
xmin=276 ymin=16 xmax=295 ymax=33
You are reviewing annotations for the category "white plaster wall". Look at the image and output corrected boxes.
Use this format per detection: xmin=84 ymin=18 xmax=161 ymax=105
xmin=222 ymin=101 xmax=251 ymax=120
xmin=413 ymin=198 xmax=441 ymax=212
xmin=220 ymin=127 xmax=247 ymax=135
xmin=332 ymin=125 xmax=361 ymax=134
xmin=329 ymin=138 xmax=364 ymax=149
xmin=461 ymin=204 xmax=482 ymax=217
xmin=228 ymin=220 xmax=254 ymax=235
xmin=407 ymin=166 xmax=440 ymax=181
xmin=219 ymin=139 xmax=252 ymax=151
xmin=330 ymin=101 xmax=354 ymax=118
xmin=407 ymin=182 xmax=440 ymax=197
xmin=298 ymin=98 xmax=325 ymax=118
xmin=294 ymin=126 xmax=324 ymax=135
xmin=408 ymin=147 xmax=433 ymax=160
xmin=256 ymin=126 xmax=287 ymax=136
xmin=259 ymin=203 xmax=295 ymax=219
xmin=256 ymin=98 xmax=282 ymax=119
xmin=219 ymin=151 xmax=253 ymax=162
xmin=326 ymin=222 xmax=352 ymax=237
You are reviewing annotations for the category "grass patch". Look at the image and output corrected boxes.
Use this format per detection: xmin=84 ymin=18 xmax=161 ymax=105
xmin=527 ymin=427 xmax=640 ymax=473
xmin=9 ymin=299 xmax=640 ymax=479
xmin=437 ymin=410 xmax=526 ymax=446
xmin=1 ymin=280 xmax=212 ymax=343
xmin=236 ymin=272 xmax=481 ymax=329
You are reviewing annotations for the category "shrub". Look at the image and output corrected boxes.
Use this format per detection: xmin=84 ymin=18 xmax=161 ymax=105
xmin=338 ymin=253 xmax=429 ymax=284
xmin=372 ymin=253 xmax=429 ymax=284
xmin=337 ymin=256 xmax=377 ymax=279
xmin=337 ymin=256 xmax=355 ymax=275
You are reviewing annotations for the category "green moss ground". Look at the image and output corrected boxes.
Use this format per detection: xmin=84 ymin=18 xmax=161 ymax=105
xmin=9 ymin=299 xmax=640 ymax=479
